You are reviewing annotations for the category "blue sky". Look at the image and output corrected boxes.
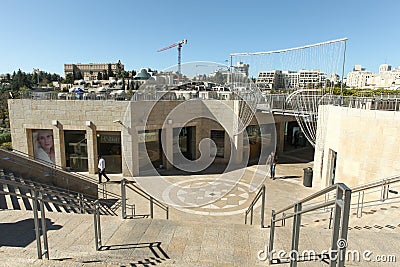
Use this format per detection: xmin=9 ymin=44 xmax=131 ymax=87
xmin=1 ymin=0 xmax=399 ymax=77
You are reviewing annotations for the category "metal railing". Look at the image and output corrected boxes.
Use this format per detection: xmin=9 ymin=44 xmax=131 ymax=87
xmin=17 ymin=91 xmax=400 ymax=116
xmin=1 ymin=148 xmax=123 ymax=202
xmin=0 ymin=174 xmax=102 ymax=259
xmin=269 ymin=183 xmax=351 ymax=267
xmin=1 ymin=148 xmax=169 ymax=221
xmin=120 ymin=178 xmax=169 ymax=220
xmin=6 ymin=148 xmax=98 ymax=184
xmin=324 ymin=174 xmax=400 ymax=219
xmin=261 ymin=93 xmax=400 ymax=113
xmin=244 ymin=185 xmax=266 ymax=227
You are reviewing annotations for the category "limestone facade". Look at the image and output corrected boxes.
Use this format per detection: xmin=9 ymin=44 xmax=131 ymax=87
xmin=8 ymin=99 xmax=292 ymax=176
xmin=314 ymin=105 xmax=400 ymax=188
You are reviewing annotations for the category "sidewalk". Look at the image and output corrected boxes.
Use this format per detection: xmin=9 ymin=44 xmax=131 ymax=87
xmin=90 ymin=146 xmax=319 ymax=225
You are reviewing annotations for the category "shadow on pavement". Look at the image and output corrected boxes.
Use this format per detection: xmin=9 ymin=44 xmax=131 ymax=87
xmin=100 ymin=241 xmax=170 ymax=265
xmin=0 ymin=218 xmax=62 ymax=247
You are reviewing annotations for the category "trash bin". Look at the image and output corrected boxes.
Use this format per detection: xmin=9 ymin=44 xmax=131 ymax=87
xmin=303 ymin=167 xmax=313 ymax=187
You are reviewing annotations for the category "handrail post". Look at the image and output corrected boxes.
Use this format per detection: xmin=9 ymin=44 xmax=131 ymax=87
xmin=102 ymin=182 xmax=107 ymax=199
xmin=94 ymin=202 xmax=98 ymax=250
xmin=150 ymin=197 xmax=154 ymax=219
xmin=328 ymin=207 xmax=334 ymax=229
xmin=121 ymin=178 xmax=126 ymax=219
xmin=94 ymin=200 xmax=102 ymax=250
xmin=338 ymin=187 xmax=351 ymax=267
xmin=290 ymin=203 xmax=302 ymax=267
xmin=31 ymin=189 xmax=42 ymax=259
xmin=330 ymin=184 xmax=351 ymax=267
xmin=39 ymin=191 xmax=49 ymax=260
xmin=282 ymin=212 xmax=286 ymax=226
xmin=330 ymin=188 xmax=342 ymax=266
xmin=250 ymin=207 xmax=253 ymax=225
xmin=261 ymin=185 xmax=266 ymax=228
xmin=78 ymin=193 xmax=83 ymax=214
xmin=359 ymin=191 xmax=365 ymax=218
xmin=97 ymin=201 xmax=102 ymax=249
xmin=268 ymin=210 xmax=276 ymax=264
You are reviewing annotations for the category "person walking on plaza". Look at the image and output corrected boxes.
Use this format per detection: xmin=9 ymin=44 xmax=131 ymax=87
xmin=266 ymin=151 xmax=278 ymax=179
xmin=98 ymin=155 xmax=110 ymax=183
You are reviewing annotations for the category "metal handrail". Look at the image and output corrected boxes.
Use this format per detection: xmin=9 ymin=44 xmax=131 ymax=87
xmin=6 ymin=148 xmax=97 ymax=183
xmin=0 ymin=174 xmax=110 ymax=214
xmin=121 ymin=178 xmax=169 ymax=220
xmin=323 ymin=174 xmax=400 ymax=219
xmin=269 ymin=183 xmax=351 ymax=267
xmin=2 ymin=148 xmax=154 ymax=219
xmin=0 ymin=175 xmax=93 ymax=210
xmin=0 ymin=175 xmax=102 ymax=260
xmin=351 ymin=174 xmax=400 ymax=193
xmin=244 ymin=185 xmax=266 ymax=227
xmin=275 ymin=183 xmax=339 ymax=216
xmin=1 ymin=148 xmax=121 ymax=200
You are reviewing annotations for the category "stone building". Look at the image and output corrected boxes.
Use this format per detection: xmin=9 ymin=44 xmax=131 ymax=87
xmin=8 ymin=95 xmax=296 ymax=177
xmin=64 ymin=60 xmax=124 ymax=81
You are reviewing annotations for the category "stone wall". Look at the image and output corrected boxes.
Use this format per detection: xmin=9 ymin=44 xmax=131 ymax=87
xmin=314 ymin=105 xmax=400 ymax=188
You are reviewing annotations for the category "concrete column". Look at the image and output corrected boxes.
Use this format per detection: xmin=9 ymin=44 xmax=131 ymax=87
xmin=233 ymin=131 xmax=243 ymax=164
xmin=131 ymin=128 xmax=140 ymax=176
xmin=162 ymin=127 xmax=174 ymax=170
xmin=52 ymin=122 xmax=66 ymax=169
xmin=275 ymin=122 xmax=285 ymax=155
xmin=85 ymin=122 xmax=97 ymax=174
xmin=223 ymin=131 xmax=230 ymax=163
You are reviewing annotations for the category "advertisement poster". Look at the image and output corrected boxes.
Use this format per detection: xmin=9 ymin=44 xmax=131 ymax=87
xmin=32 ymin=129 xmax=55 ymax=164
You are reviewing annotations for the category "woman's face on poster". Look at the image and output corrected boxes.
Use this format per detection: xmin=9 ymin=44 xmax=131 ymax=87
xmin=37 ymin=131 xmax=53 ymax=151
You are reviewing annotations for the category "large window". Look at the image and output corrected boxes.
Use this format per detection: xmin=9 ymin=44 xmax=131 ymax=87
xmin=138 ymin=129 xmax=162 ymax=168
xmin=210 ymin=130 xmax=225 ymax=158
xmin=173 ymin=126 xmax=196 ymax=160
xmin=97 ymin=132 xmax=122 ymax=173
xmin=64 ymin=130 xmax=88 ymax=171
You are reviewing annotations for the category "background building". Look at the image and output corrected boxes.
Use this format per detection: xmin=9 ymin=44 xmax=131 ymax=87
xmin=256 ymin=69 xmax=327 ymax=90
xmin=64 ymin=60 xmax=124 ymax=81
xmin=346 ymin=64 xmax=400 ymax=89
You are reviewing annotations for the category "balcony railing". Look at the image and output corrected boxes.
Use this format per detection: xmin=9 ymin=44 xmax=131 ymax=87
xmin=17 ymin=91 xmax=400 ymax=113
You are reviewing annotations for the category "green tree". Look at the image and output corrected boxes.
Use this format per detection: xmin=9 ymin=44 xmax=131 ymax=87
xmin=0 ymin=90 xmax=10 ymax=127
xmin=65 ymin=73 xmax=74 ymax=84
xmin=213 ymin=71 xmax=225 ymax=85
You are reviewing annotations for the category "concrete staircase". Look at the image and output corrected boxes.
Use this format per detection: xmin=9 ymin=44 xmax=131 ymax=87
xmin=0 ymin=210 xmax=269 ymax=266
xmin=0 ymin=169 xmax=118 ymax=216
xmin=2 ymin=207 xmax=399 ymax=266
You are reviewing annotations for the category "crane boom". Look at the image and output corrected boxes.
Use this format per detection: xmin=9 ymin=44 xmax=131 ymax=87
xmin=157 ymin=39 xmax=187 ymax=83
xmin=157 ymin=42 xmax=178 ymax=52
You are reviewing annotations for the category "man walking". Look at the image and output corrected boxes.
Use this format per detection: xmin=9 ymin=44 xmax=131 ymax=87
xmin=266 ymin=151 xmax=278 ymax=179
xmin=98 ymin=155 xmax=110 ymax=183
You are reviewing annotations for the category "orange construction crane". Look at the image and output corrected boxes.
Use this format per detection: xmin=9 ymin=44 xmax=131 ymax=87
xmin=157 ymin=39 xmax=187 ymax=83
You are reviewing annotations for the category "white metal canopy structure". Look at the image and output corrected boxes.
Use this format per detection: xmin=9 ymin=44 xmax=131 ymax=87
xmin=230 ymin=38 xmax=348 ymax=147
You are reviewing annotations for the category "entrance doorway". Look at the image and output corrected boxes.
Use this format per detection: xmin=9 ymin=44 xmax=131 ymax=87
xmin=64 ymin=130 xmax=88 ymax=171
xmin=97 ymin=132 xmax=122 ymax=174
xmin=173 ymin=126 xmax=196 ymax=160
xmin=138 ymin=129 xmax=162 ymax=170
xmin=210 ymin=130 xmax=225 ymax=158
xmin=329 ymin=149 xmax=338 ymax=185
